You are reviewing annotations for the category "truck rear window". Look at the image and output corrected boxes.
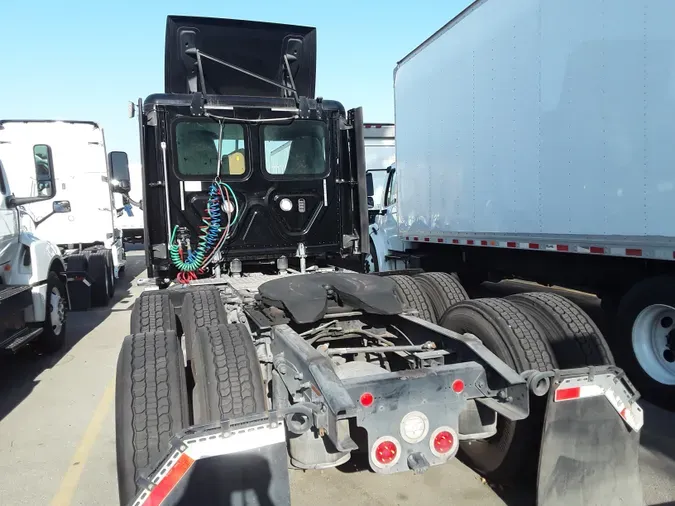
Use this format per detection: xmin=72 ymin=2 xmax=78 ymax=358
xmin=175 ymin=121 xmax=246 ymax=177
xmin=262 ymin=121 xmax=327 ymax=177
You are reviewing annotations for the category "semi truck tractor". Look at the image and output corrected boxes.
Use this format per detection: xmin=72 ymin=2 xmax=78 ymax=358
xmin=367 ymin=0 xmax=675 ymax=407
xmin=0 ymin=120 xmax=126 ymax=310
xmin=111 ymin=15 xmax=643 ymax=506
xmin=0 ymin=154 xmax=70 ymax=355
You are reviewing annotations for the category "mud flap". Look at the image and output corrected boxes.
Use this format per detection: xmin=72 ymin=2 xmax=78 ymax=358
xmin=128 ymin=412 xmax=290 ymax=506
xmin=537 ymin=369 xmax=644 ymax=506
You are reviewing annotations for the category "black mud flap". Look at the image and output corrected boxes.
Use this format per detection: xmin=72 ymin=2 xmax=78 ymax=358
xmin=537 ymin=368 xmax=644 ymax=506
xmin=128 ymin=412 xmax=290 ymax=506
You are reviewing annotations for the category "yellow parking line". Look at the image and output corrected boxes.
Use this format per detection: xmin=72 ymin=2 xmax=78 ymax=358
xmin=50 ymin=377 xmax=115 ymax=506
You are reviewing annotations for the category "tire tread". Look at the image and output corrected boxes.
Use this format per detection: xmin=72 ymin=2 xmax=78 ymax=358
xmin=192 ymin=323 xmax=266 ymax=423
xmin=414 ymin=272 xmax=469 ymax=320
xmin=115 ymin=330 xmax=189 ymax=504
xmin=508 ymin=292 xmax=614 ymax=367
xmin=389 ymin=274 xmax=437 ymax=323
xmin=130 ymin=292 xmax=176 ymax=334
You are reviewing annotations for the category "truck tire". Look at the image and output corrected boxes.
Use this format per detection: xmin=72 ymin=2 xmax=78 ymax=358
xmin=414 ymin=272 xmax=469 ymax=320
xmin=181 ymin=288 xmax=229 ymax=361
xmin=439 ymin=298 xmax=557 ymax=484
xmin=102 ymin=249 xmax=116 ymax=299
xmin=87 ymin=253 xmax=110 ymax=307
xmin=389 ymin=274 xmax=437 ymax=323
xmin=33 ymin=272 xmax=67 ymax=354
xmin=615 ymin=277 xmax=675 ymax=408
xmin=66 ymin=254 xmax=88 ymax=273
xmin=130 ymin=292 xmax=176 ymax=334
xmin=191 ymin=324 xmax=266 ymax=424
xmin=115 ymin=331 xmax=189 ymax=505
xmin=507 ymin=292 xmax=614 ymax=367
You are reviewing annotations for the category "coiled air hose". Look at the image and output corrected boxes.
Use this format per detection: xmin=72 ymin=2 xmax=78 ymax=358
xmin=169 ymin=180 xmax=238 ymax=273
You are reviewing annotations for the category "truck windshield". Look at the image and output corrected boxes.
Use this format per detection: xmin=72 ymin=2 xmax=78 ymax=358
xmin=175 ymin=121 xmax=246 ymax=177
xmin=262 ymin=121 xmax=327 ymax=177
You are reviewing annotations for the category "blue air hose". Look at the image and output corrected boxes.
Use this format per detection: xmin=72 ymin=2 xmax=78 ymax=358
xmin=169 ymin=182 xmax=223 ymax=272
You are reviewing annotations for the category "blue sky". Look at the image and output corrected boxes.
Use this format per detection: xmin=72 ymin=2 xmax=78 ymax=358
xmin=0 ymin=0 xmax=467 ymax=164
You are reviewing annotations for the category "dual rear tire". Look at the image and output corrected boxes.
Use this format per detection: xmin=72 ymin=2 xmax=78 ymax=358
xmin=117 ymin=293 xmax=265 ymax=505
xmin=397 ymin=272 xmax=612 ymax=483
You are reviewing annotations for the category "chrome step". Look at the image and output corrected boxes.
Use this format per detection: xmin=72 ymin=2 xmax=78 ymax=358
xmin=2 ymin=327 xmax=43 ymax=352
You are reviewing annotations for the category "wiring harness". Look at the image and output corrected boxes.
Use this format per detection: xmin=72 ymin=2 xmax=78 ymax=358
xmin=169 ymin=179 xmax=239 ymax=283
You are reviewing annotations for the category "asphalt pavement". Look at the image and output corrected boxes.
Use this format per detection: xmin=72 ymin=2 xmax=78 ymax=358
xmin=0 ymin=253 xmax=673 ymax=506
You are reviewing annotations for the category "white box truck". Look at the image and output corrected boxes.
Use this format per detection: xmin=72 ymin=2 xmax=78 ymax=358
xmin=0 ymin=120 xmax=127 ymax=309
xmin=368 ymin=0 xmax=675 ymax=406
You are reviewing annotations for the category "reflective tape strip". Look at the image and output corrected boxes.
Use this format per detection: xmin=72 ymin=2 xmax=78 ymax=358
xmin=553 ymin=374 xmax=644 ymax=432
xmin=132 ymin=419 xmax=286 ymax=506
xmin=142 ymin=454 xmax=194 ymax=506
xmin=401 ymin=235 xmax=673 ymax=261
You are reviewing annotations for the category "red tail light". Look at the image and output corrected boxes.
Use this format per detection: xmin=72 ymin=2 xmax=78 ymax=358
xmin=429 ymin=427 xmax=458 ymax=459
xmin=375 ymin=441 xmax=398 ymax=464
xmin=370 ymin=436 xmax=402 ymax=468
xmin=433 ymin=431 xmax=454 ymax=454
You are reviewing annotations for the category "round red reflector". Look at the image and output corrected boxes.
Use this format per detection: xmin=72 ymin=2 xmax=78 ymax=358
xmin=360 ymin=392 xmax=374 ymax=407
xmin=433 ymin=431 xmax=454 ymax=454
xmin=375 ymin=440 xmax=398 ymax=464
xmin=451 ymin=379 xmax=465 ymax=393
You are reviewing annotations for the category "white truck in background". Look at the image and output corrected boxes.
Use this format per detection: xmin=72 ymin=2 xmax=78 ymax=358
xmin=364 ymin=123 xmax=395 ymax=210
xmin=0 ymin=120 xmax=127 ymax=310
xmin=368 ymin=0 xmax=675 ymax=407
xmin=0 ymin=153 xmax=70 ymax=354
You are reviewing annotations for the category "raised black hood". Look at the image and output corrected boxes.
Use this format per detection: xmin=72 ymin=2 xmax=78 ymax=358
xmin=165 ymin=16 xmax=316 ymax=98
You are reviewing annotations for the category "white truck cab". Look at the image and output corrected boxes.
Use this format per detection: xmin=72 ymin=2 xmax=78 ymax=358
xmin=0 ymin=152 xmax=69 ymax=354
xmin=0 ymin=120 xmax=128 ymax=310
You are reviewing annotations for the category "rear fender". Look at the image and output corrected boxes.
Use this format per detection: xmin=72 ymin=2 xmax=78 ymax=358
xmin=126 ymin=412 xmax=290 ymax=506
xmin=537 ymin=367 xmax=644 ymax=506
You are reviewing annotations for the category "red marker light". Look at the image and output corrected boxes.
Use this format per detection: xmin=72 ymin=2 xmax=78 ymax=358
xmin=451 ymin=379 xmax=465 ymax=393
xmin=360 ymin=392 xmax=374 ymax=407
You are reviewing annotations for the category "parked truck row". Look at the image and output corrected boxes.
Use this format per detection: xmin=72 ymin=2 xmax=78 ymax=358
xmin=0 ymin=119 xmax=138 ymax=356
xmin=109 ymin=11 xmax=644 ymax=506
xmin=367 ymin=0 xmax=675 ymax=408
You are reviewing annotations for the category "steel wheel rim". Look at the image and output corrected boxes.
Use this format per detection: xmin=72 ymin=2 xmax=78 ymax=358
xmin=49 ymin=286 xmax=65 ymax=335
xmin=632 ymin=303 xmax=675 ymax=385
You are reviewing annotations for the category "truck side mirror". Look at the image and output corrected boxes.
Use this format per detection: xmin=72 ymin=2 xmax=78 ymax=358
xmin=9 ymin=145 xmax=57 ymax=206
xmin=366 ymin=171 xmax=374 ymax=198
xmin=53 ymin=200 xmax=71 ymax=213
xmin=108 ymin=151 xmax=131 ymax=193
xmin=33 ymin=144 xmax=56 ymax=199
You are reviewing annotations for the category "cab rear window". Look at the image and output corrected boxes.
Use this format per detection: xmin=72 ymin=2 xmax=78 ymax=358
xmin=175 ymin=121 xmax=246 ymax=177
xmin=262 ymin=121 xmax=327 ymax=178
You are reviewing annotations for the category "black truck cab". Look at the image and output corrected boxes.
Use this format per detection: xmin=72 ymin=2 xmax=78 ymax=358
xmin=115 ymin=16 xmax=369 ymax=283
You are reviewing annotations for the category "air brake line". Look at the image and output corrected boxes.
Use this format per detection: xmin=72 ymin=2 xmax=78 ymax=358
xmin=169 ymin=180 xmax=239 ymax=274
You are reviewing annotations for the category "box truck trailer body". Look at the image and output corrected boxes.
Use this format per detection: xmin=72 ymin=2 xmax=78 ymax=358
xmin=371 ymin=0 xmax=675 ymax=405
